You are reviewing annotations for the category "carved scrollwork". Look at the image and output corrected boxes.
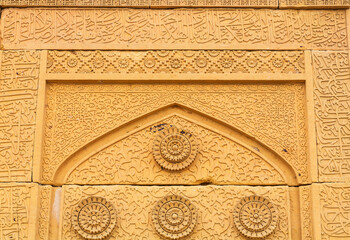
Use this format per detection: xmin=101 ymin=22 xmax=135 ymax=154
xmin=153 ymin=127 xmax=198 ymax=171
xmin=234 ymin=196 xmax=278 ymax=239
xmin=72 ymin=197 xmax=117 ymax=240
xmin=152 ymin=195 xmax=197 ymax=240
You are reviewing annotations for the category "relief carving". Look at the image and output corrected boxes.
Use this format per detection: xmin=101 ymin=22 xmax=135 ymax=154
xmin=233 ymin=195 xmax=278 ymax=239
xmin=47 ymin=50 xmax=305 ymax=75
xmin=280 ymin=0 xmax=350 ymax=7
xmin=152 ymin=195 xmax=197 ymax=239
xmin=0 ymin=184 xmax=39 ymax=239
xmin=72 ymin=197 xmax=117 ymax=240
xmin=0 ymin=51 xmax=40 ymax=182
xmin=61 ymin=185 xmax=290 ymax=239
xmin=153 ymin=127 xmax=198 ymax=171
xmin=64 ymin=115 xmax=286 ymax=185
xmin=2 ymin=8 xmax=347 ymax=50
xmin=312 ymin=51 xmax=350 ymax=181
xmin=44 ymin=83 xmax=307 ymax=185
xmin=0 ymin=0 xmax=278 ymax=7
xmin=318 ymin=184 xmax=350 ymax=239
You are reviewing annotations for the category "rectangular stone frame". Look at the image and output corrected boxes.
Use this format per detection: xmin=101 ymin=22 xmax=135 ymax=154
xmin=27 ymin=48 xmax=318 ymax=240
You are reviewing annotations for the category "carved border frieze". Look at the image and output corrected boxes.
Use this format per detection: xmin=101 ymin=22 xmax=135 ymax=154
xmin=0 ymin=0 xmax=278 ymax=7
xmin=2 ymin=8 xmax=347 ymax=50
xmin=280 ymin=0 xmax=350 ymax=8
xmin=47 ymin=50 xmax=305 ymax=75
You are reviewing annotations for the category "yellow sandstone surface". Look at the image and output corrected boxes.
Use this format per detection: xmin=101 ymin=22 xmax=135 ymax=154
xmin=0 ymin=4 xmax=349 ymax=240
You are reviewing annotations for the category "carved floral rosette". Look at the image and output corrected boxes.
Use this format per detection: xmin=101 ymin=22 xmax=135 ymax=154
xmin=233 ymin=196 xmax=278 ymax=239
xmin=72 ymin=197 xmax=117 ymax=240
xmin=153 ymin=127 xmax=198 ymax=171
xmin=152 ymin=195 xmax=198 ymax=240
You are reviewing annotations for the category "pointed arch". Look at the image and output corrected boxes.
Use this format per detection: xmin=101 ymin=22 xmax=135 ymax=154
xmin=53 ymin=104 xmax=299 ymax=186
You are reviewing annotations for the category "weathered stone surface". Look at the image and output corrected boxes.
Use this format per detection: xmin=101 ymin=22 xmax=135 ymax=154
xmin=312 ymin=183 xmax=350 ymax=239
xmin=280 ymin=0 xmax=350 ymax=8
xmin=43 ymin=82 xmax=308 ymax=185
xmin=0 ymin=183 xmax=41 ymax=240
xmin=60 ymin=185 xmax=291 ymax=239
xmin=0 ymin=5 xmax=349 ymax=240
xmin=0 ymin=0 xmax=278 ymax=7
xmin=0 ymin=50 xmax=40 ymax=182
xmin=312 ymin=51 xmax=350 ymax=182
xmin=1 ymin=8 xmax=348 ymax=50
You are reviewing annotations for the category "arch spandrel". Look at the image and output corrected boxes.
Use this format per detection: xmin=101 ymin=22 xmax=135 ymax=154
xmin=52 ymin=105 xmax=298 ymax=186
xmin=44 ymin=83 xmax=308 ymax=185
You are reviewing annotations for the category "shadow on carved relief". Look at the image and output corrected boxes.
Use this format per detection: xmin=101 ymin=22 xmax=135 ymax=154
xmin=51 ymin=104 xmax=298 ymax=186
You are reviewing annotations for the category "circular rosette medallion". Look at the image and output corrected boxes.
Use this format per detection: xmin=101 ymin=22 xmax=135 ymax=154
xmin=152 ymin=195 xmax=198 ymax=240
xmin=234 ymin=196 xmax=278 ymax=239
xmin=153 ymin=127 xmax=198 ymax=171
xmin=72 ymin=197 xmax=117 ymax=240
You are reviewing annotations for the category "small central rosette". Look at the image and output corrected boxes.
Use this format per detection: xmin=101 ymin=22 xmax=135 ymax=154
xmin=72 ymin=197 xmax=117 ymax=240
xmin=152 ymin=195 xmax=197 ymax=239
xmin=153 ymin=127 xmax=198 ymax=171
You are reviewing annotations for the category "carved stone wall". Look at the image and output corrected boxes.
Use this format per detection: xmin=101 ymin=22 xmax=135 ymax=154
xmin=280 ymin=0 xmax=350 ymax=8
xmin=1 ymin=8 xmax=348 ymax=50
xmin=312 ymin=183 xmax=350 ymax=239
xmin=65 ymin=115 xmax=286 ymax=185
xmin=313 ymin=51 xmax=350 ymax=182
xmin=60 ymin=185 xmax=290 ymax=239
xmin=0 ymin=0 xmax=278 ymax=7
xmin=1 ymin=0 xmax=349 ymax=8
xmin=0 ymin=3 xmax=349 ymax=240
xmin=43 ymin=82 xmax=308 ymax=185
xmin=0 ymin=183 xmax=40 ymax=240
xmin=0 ymin=51 xmax=40 ymax=182
xmin=47 ymin=50 xmax=305 ymax=75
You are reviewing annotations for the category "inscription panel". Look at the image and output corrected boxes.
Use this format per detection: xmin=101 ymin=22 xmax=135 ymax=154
xmin=0 ymin=183 xmax=39 ymax=240
xmin=2 ymin=8 xmax=348 ymax=50
xmin=0 ymin=50 xmax=40 ymax=182
xmin=316 ymin=183 xmax=350 ymax=239
xmin=0 ymin=0 xmax=278 ymax=7
xmin=61 ymin=185 xmax=291 ymax=239
xmin=312 ymin=51 xmax=350 ymax=182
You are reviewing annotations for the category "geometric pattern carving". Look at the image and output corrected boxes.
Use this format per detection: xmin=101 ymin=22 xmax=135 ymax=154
xmin=72 ymin=197 xmax=117 ymax=240
xmin=47 ymin=50 xmax=305 ymax=75
xmin=153 ymin=127 xmax=198 ymax=171
xmin=2 ymin=9 xmax=347 ymax=50
xmin=233 ymin=195 xmax=278 ymax=239
xmin=312 ymin=51 xmax=350 ymax=181
xmin=0 ymin=50 xmax=40 ymax=182
xmin=152 ymin=195 xmax=197 ymax=240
